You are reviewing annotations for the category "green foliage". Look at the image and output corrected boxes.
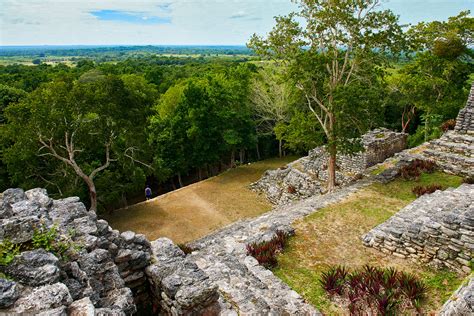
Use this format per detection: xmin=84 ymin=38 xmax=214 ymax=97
xmin=32 ymin=224 xmax=79 ymax=259
xmin=0 ymin=239 xmax=20 ymax=266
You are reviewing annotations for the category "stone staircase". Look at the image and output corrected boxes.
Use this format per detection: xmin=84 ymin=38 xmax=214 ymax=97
xmin=422 ymin=84 xmax=474 ymax=177
xmin=188 ymin=179 xmax=373 ymax=315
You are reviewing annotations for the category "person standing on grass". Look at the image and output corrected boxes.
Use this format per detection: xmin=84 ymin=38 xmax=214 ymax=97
xmin=145 ymin=185 xmax=152 ymax=200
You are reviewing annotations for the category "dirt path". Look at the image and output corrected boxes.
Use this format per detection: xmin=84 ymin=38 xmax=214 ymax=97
xmin=102 ymin=156 xmax=298 ymax=243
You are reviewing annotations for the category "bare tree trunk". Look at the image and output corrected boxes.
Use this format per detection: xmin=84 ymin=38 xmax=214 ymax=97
xmin=278 ymin=139 xmax=283 ymax=158
xmin=239 ymin=149 xmax=245 ymax=164
xmin=171 ymin=178 xmax=177 ymax=190
xmin=198 ymin=168 xmax=202 ymax=181
xmin=327 ymin=114 xmax=337 ymax=192
xmin=230 ymin=150 xmax=235 ymax=167
xmin=83 ymin=176 xmax=98 ymax=212
xmin=177 ymin=172 xmax=183 ymax=188
xmin=256 ymin=141 xmax=261 ymax=161
xmin=327 ymin=144 xmax=337 ymax=192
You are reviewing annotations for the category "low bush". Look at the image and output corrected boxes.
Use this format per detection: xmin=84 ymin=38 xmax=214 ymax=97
xmin=399 ymin=159 xmax=437 ymax=180
xmin=246 ymin=230 xmax=290 ymax=269
xmin=441 ymin=119 xmax=456 ymax=132
xmin=320 ymin=265 xmax=427 ymax=315
xmin=412 ymin=184 xmax=442 ymax=197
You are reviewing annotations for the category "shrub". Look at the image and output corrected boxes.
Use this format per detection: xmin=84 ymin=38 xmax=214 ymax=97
xmin=441 ymin=119 xmax=456 ymax=132
xmin=412 ymin=184 xmax=442 ymax=197
xmin=246 ymin=230 xmax=290 ymax=269
xmin=320 ymin=265 xmax=427 ymax=315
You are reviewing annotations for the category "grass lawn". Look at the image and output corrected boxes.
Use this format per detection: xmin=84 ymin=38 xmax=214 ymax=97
xmin=103 ymin=156 xmax=298 ymax=244
xmin=273 ymin=172 xmax=466 ymax=315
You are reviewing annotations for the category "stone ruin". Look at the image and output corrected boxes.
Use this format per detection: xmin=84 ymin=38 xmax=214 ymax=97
xmin=251 ymin=128 xmax=407 ymax=205
xmin=0 ymin=188 xmax=220 ymax=315
xmin=363 ymin=184 xmax=473 ymax=274
xmin=423 ymin=83 xmax=474 ymax=177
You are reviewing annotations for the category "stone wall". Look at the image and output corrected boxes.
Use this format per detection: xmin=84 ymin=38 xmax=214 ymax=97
xmin=145 ymin=238 xmax=220 ymax=315
xmin=439 ymin=276 xmax=474 ymax=315
xmin=0 ymin=188 xmax=218 ymax=315
xmin=251 ymin=129 xmax=407 ymax=205
xmin=363 ymin=184 xmax=473 ymax=274
xmin=454 ymin=83 xmax=474 ymax=134
xmin=422 ymin=83 xmax=474 ymax=177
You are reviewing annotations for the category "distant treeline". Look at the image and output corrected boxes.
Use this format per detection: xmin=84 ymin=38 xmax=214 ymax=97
xmin=0 ymin=45 xmax=254 ymax=58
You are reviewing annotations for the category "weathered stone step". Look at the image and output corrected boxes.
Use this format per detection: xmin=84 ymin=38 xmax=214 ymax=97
xmin=429 ymin=139 xmax=474 ymax=157
xmin=440 ymin=132 xmax=474 ymax=145
xmin=423 ymin=149 xmax=474 ymax=176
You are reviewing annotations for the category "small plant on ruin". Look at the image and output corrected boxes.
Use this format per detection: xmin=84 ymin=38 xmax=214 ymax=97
xmin=0 ymin=239 xmax=21 ymax=266
xmin=320 ymin=265 xmax=427 ymax=315
xmin=287 ymin=185 xmax=297 ymax=194
xmin=32 ymin=224 xmax=78 ymax=259
xmin=177 ymin=243 xmax=195 ymax=255
xmin=412 ymin=184 xmax=443 ymax=197
xmin=441 ymin=119 xmax=456 ymax=132
xmin=246 ymin=230 xmax=290 ymax=269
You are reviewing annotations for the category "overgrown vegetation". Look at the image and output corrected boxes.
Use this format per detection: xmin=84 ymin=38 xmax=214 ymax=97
xmin=246 ymin=231 xmax=290 ymax=269
xmin=320 ymin=265 xmax=427 ymax=315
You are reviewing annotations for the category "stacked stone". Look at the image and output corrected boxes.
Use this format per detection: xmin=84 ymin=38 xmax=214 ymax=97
xmin=454 ymin=83 xmax=474 ymax=135
xmin=0 ymin=188 xmax=139 ymax=314
xmin=145 ymin=238 xmax=220 ymax=315
xmin=424 ymin=83 xmax=474 ymax=177
xmin=251 ymin=128 xmax=407 ymax=205
xmin=439 ymin=276 xmax=474 ymax=315
xmin=363 ymin=184 xmax=474 ymax=274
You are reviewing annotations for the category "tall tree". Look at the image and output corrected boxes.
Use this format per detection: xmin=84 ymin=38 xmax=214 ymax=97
xmin=250 ymin=66 xmax=292 ymax=157
xmin=3 ymin=74 xmax=156 ymax=211
xmin=249 ymin=0 xmax=404 ymax=191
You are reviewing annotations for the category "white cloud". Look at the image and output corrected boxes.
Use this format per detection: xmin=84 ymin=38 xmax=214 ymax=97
xmin=0 ymin=0 xmax=471 ymax=46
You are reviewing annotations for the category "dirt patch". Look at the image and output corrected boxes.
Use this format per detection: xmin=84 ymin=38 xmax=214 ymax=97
xmin=102 ymin=157 xmax=298 ymax=244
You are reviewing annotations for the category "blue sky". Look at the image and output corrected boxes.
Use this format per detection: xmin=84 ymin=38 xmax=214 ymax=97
xmin=0 ymin=0 xmax=472 ymax=46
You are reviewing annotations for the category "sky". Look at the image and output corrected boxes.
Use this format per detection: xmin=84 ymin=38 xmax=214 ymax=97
xmin=0 ymin=0 xmax=472 ymax=46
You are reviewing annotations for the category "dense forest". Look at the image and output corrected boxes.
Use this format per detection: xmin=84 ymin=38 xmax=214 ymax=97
xmin=0 ymin=9 xmax=472 ymax=211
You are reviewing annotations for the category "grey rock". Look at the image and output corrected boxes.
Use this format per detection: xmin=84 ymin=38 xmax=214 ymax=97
xmin=68 ymin=297 xmax=95 ymax=316
xmin=5 ymin=249 xmax=60 ymax=286
xmin=0 ymin=215 xmax=40 ymax=243
xmin=25 ymin=188 xmax=53 ymax=208
xmin=0 ymin=279 xmax=19 ymax=308
xmin=12 ymin=282 xmax=72 ymax=313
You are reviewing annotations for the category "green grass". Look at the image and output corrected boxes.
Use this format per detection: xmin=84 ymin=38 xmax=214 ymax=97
xmin=371 ymin=171 xmax=463 ymax=201
xmin=273 ymin=171 xmax=465 ymax=315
